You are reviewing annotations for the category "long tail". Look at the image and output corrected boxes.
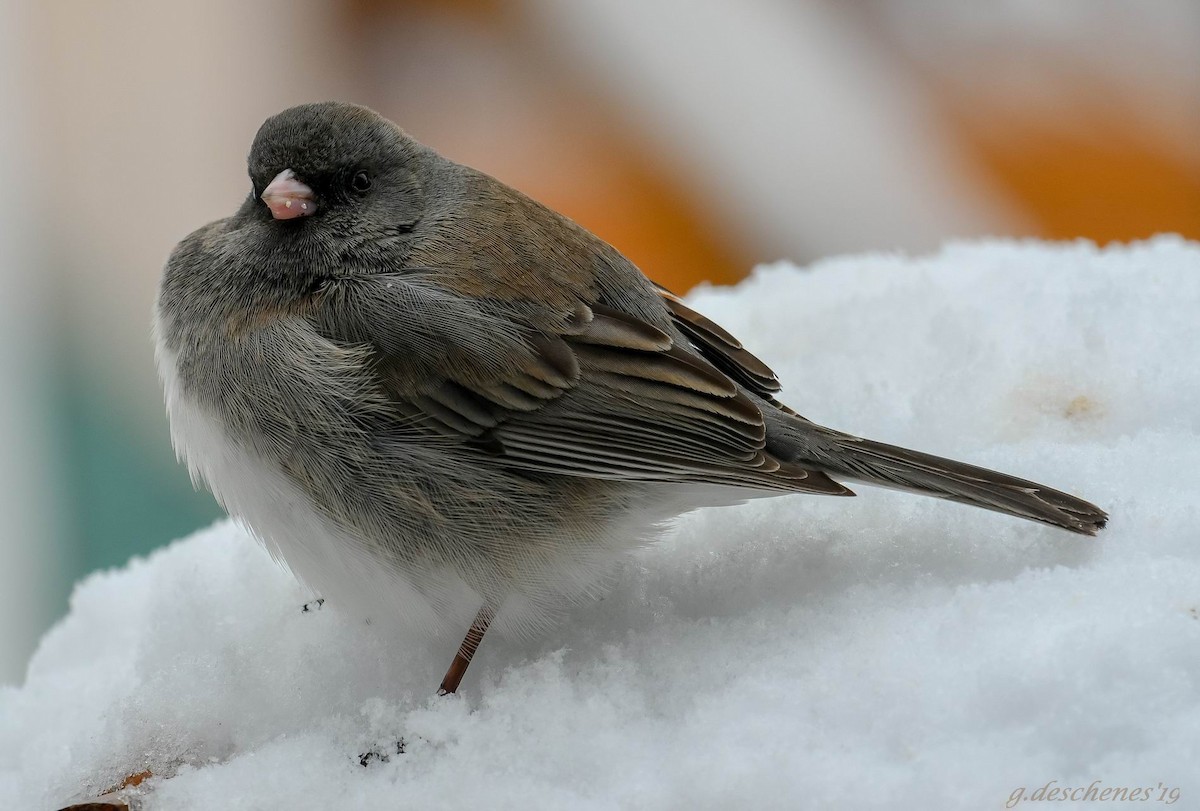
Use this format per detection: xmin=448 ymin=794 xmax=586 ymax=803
xmin=807 ymin=432 xmax=1107 ymax=536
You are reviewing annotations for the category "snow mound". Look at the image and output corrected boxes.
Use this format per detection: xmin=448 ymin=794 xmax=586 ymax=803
xmin=4 ymin=238 xmax=1198 ymax=809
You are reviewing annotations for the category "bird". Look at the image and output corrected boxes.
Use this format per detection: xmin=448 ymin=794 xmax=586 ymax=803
xmin=154 ymin=102 xmax=1107 ymax=695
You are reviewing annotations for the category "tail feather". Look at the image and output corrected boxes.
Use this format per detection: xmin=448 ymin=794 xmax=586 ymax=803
xmin=811 ymin=434 xmax=1107 ymax=536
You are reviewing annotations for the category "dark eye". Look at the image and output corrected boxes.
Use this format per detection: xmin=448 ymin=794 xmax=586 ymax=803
xmin=350 ymin=171 xmax=372 ymax=193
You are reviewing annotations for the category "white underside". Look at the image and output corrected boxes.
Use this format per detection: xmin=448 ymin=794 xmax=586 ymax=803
xmin=153 ymin=324 xmax=765 ymax=637
xmin=156 ymin=353 xmax=731 ymax=639
xmin=154 ymin=338 xmax=463 ymax=631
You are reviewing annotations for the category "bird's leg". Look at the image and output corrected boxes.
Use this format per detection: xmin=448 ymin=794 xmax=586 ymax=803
xmin=438 ymin=604 xmax=495 ymax=696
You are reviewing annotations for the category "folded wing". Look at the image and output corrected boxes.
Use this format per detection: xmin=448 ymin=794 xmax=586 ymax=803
xmin=310 ymin=274 xmax=850 ymax=495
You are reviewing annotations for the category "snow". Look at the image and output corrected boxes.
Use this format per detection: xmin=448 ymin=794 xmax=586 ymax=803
xmin=3 ymin=237 xmax=1198 ymax=809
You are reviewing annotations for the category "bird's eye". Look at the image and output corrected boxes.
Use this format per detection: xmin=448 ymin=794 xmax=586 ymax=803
xmin=350 ymin=171 xmax=372 ymax=193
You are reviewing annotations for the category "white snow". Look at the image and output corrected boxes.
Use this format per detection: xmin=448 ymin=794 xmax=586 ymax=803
xmin=3 ymin=238 xmax=1198 ymax=809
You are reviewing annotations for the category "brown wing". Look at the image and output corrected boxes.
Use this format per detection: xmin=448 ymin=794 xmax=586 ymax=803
xmin=654 ymin=285 xmax=781 ymax=397
xmin=314 ymin=274 xmax=850 ymax=495
xmin=655 ymin=283 xmax=815 ymax=420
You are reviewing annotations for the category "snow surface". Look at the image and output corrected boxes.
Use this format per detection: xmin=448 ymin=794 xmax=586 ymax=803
xmin=4 ymin=238 xmax=1198 ymax=809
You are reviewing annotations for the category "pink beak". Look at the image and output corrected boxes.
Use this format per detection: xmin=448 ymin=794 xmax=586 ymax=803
xmin=261 ymin=169 xmax=317 ymax=220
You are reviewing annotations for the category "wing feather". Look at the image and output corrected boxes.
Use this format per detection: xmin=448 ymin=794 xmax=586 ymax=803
xmin=310 ymin=273 xmax=851 ymax=496
xmin=656 ymin=285 xmax=782 ymax=397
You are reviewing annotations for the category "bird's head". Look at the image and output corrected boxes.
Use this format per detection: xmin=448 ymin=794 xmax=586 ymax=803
xmin=246 ymin=102 xmax=427 ymax=237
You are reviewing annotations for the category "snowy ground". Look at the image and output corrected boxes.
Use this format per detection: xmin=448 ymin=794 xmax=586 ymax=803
xmin=3 ymin=238 xmax=1197 ymax=810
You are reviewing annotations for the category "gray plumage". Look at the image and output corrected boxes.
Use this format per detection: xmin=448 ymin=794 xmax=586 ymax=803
xmin=154 ymin=102 xmax=1106 ymax=686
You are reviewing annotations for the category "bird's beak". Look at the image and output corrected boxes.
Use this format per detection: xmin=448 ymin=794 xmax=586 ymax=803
xmin=261 ymin=169 xmax=317 ymax=220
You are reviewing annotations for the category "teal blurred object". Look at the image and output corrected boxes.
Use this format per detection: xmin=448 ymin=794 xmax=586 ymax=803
xmin=54 ymin=349 xmax=220 ymax=591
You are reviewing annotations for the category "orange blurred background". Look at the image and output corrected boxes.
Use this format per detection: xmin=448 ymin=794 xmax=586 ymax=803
xmin=335 ymin=0 xmax=1200 ymax=290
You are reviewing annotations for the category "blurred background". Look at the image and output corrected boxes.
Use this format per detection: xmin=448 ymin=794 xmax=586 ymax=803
xmin=1 ymin=0 xmax=1197 ymax=683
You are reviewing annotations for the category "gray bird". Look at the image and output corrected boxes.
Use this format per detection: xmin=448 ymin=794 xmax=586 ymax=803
xmin=154 ymin=102 xmax=1106 ymax=695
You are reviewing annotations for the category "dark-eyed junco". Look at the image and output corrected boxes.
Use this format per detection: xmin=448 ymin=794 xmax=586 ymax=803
xmin=154 ymin=102 xmax=1106 ymax=695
